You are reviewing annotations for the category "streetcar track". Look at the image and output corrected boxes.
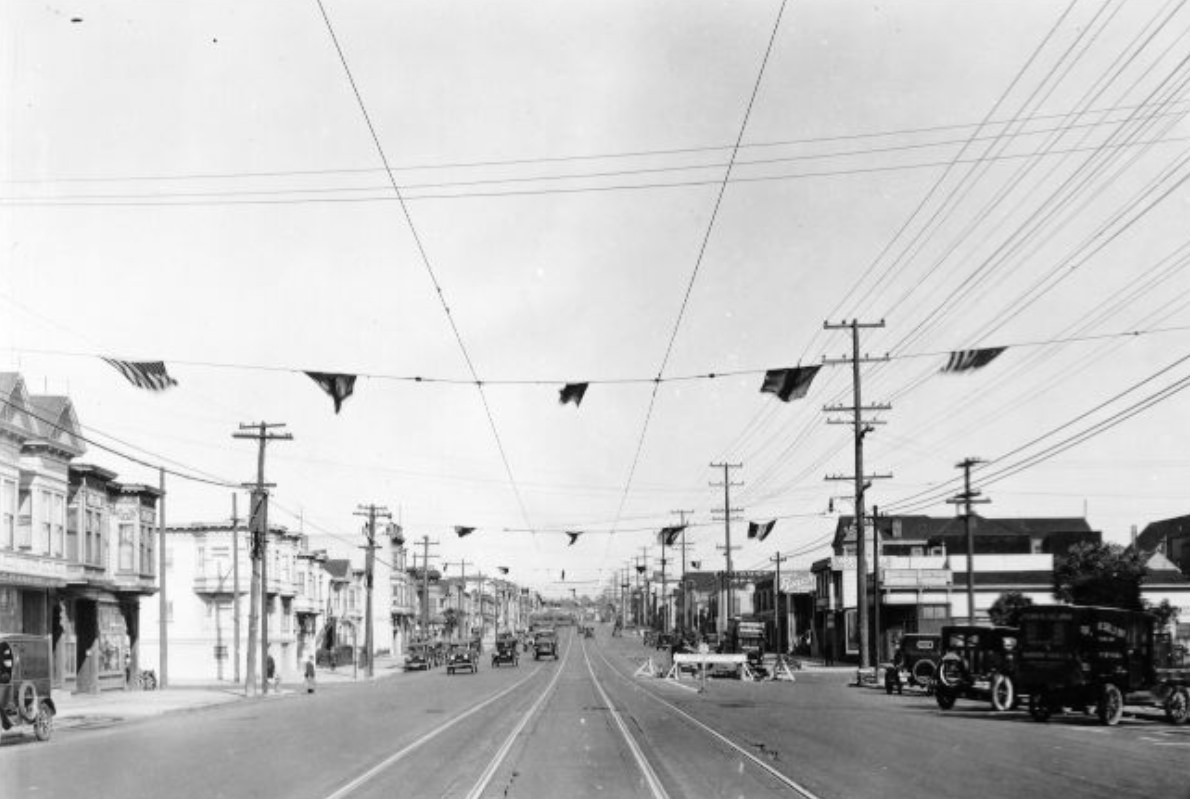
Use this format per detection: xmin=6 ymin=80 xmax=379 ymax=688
xmin=581 ymin=640 xmax=671 ymax=799
xmin=592 ymin=642 xmax=823 ymax=799
xmin=321 ymin=662 xmax=546 ymax=799
xmin=462 ymin=635 xmax=574 ymax=799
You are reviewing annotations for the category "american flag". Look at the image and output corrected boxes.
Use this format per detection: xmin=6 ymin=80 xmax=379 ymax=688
xmin=103 ymin=358 xmax=178 ymax=391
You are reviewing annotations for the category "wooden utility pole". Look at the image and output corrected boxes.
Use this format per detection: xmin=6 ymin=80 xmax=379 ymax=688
xmin=232 ymin=492 xmax=241 ymax=685
xmin=355 ymin=504 xmax=390 ymax=678
xmin=232 ymin=422 xmax=291 ymax=696
xmin=157 ymin=467 xmax=168 ymax=689
xmin=770 ymin=551 xmax=789 ymax=657
xmin=710 ymin=463 xmax=742 ymax=627
xmin=824 ymin=319 xmax=890 ymax=670
xmin=445 ymin=559 xmax=472 ymax=640
xmin=416 ymin=536 xmax=439 ymax=639
xmin=672 ymin=509 xmax=693 ymax=634
xmin=948 ymin=459 xmax=990 ymax=624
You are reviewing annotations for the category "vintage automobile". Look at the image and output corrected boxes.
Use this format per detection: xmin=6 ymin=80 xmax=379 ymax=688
xmin=884 ymin=633 xmax=942 ymax=694
xmin=404 ymin=642 xmax=433 ymax=671
xmin=1017 ymin=605 xmax=1158 ymax=726
xmin=534 ymin=629 xmax=559 ymax=661
xmin=933 ymin=625 xmax=1020 ymax=711
xmin=446 ymin=643 xmax=479 ymax=675
xmin=492 ymin=637 xmax=519 ymax=668
xmin=0 ymin=634 xmax=55 ymax=742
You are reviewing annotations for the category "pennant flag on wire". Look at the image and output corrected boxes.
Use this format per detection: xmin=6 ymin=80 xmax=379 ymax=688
xmin=636 ymin=563 xmax=646 ymax=575
xmin=561 ymin=570 xmax=566 ymax=581
xmin=657 ymin=525 xmax=685 ymax=547
xmin=305 ymin=372 xmax=357 ymax=413
xmin=565 ymin=531 xmax=582 ymax=546
xmin=748 ymin=519 xmax=777 ymax=542
xmin=691 ymin=560 xmax=701 ymax=569
xmin=940 ymin=347 xmax=1006 ymax=374
xmin=455 ymin=526 xmax=475 ymax=538
xmin=498 ymin=566 xmax=509 ymax=575
xmin=558 ymin=382 xmax=589 ymax=407
xmin=102 ymin=358 xmax=178 ymax=391
xmin=760 ymin=366 xmax=820 ymax=402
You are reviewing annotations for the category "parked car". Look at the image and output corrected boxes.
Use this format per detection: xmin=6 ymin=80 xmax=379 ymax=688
xmin=1016 ymin=605 xmax=1157 ymax=725
xmin=492 ymin=637 xmax=519 ymax=668
xmin=534 ymin=629 xmax=559 ymax=661
xmin=446 ymin=643 xmax=479 ymax=675
xmin=0 ymin=634 xmax=55 ymax=742
xmin=933 ymin=625 xmax=1020 ymax=711
xmin=884 ymin=633 xmax=942 ymax=694
xmin=404 ymin=642 xmax=433 ymax=671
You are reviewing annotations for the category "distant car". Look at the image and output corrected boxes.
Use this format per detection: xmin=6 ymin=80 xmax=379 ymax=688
xmin=492 ymin=637 xmax=519 ymax=668
xmin=404 ymin=643 xmax=433 ymax=671
xmin=933 ymin=625 xmax=1020 ymax=711
xmin=446 ymin=643 xmax=479 ymax=675
xmin=534 ymin=629 xmax=559 ymax=661
xmin=885 ymin=633 xmax=942 ymax=694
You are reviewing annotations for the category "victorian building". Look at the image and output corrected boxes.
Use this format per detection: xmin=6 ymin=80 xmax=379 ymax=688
xmin=0 ymin=373 xmax=158 ymax=693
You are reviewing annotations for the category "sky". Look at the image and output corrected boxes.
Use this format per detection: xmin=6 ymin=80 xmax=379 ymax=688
xmin=4 ymin=0 xmax=1190 ymax=598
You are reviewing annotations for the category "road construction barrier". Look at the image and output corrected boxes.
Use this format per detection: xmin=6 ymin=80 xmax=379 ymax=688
xmin=634 ymin=657 xmax=660 ymax=678
xmin=664 ymin=653 xmax=759 ymax=682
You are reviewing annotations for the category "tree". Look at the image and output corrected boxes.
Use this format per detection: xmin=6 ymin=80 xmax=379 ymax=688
xmin=1052 ymin=542 xmax=1145 ymax=610
xmin=988 ymin=591 xmax=1034 ymax=627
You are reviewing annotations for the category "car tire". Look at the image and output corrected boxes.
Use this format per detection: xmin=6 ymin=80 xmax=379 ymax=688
xmin=1165 ymin=687 xmax=1190 ymax=726
xmin=937 ymin=655 xmax=966 ymax=689
xmin=991 ymin=673 xmax=1015 ymax=712
xmin=17 ymin=682 xmax=39 ymax=723
xmin=911 ymin=659 xmax=936 ymax=688
xmin=33 ymin=700 xmax=53 ymax=742
xmin=1098 ymin=683 xmax=1124 ymax=726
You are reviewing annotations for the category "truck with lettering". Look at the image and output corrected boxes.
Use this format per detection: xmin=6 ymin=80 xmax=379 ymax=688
xmin=1016 ymin=605 xmax=1163 ymax=725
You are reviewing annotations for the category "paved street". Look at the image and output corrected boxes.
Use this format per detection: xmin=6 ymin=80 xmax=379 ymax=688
xmin=3 ymin=626 xmax=1186 ymax=799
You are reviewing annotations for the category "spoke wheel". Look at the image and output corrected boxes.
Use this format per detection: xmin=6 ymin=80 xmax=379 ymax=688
xmin=33 ymin=701 xmax=53 ymax=742
xmin=1098 ymin=683 xmax=1124 ymax=726
xmin=1165 ymin=687 xmax=1190 ymax=726
xmin=991 ymin=674 xmax=1015 ymax=712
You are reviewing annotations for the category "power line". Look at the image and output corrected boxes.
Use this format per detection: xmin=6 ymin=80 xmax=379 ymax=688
xmin=314 ymin=0 xmax=534 ymax=535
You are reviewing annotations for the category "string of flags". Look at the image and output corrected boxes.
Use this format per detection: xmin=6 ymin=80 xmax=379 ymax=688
xmin=566 ymin=531 xmax=582 ymax=546
xmin=97 ymin=344 xmax=1010 ymax=409
xmin=455 ymin=526 xmax=476 ymax=538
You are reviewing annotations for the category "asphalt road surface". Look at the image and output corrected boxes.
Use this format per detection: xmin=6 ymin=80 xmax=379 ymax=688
xmin=3 ymin=627 xmax=1187 ymax=798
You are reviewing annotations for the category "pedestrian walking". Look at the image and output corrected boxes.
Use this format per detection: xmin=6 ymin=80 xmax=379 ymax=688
xmin=266 ymin=652 xmax=279 ymax=691
xmin=304 ymin=656 xmax=316 ymax=694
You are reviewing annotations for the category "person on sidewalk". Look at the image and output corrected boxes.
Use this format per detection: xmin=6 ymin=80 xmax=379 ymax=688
xmin=304 ymin=657 xmax=316 ymax=694
xmin=266 ymin=653 xmax=279 ymax=692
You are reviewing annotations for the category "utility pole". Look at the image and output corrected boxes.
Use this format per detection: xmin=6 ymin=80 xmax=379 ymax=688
xmin=947 ymin=458 xmax=990 ymax=624
xmin=672 ymin=509 xmax=693 ymax=635
xmin=416 ymin=536 xmax=439 ymax=639
xmin=232 ymin=422 xmax=291 ymax=697
xmin=355 ymin=503 xmax=391 ymax=679
xmin=445 ymin=559 xmax=472 ymax=640
xmin=710 ymin=463 xmax=742 ymax=629
xmin=872 ymin=505 xmax=882 ymax=661
xmin=770 ymin=551 xmax=789 ymax=657
xmin=824 ymin=319 xmax=890 ymax=670
xmin=232 ymin=492 xmax=241 ymax=685
xmin=157 ymin=467 xmax=167 ymax=689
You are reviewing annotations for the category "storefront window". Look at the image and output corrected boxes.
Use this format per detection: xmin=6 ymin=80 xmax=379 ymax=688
xmin=97 ymin=603 xmax=128 ymax=677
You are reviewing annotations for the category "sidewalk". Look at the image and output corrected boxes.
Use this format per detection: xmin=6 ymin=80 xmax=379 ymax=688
xmin=38 ymin=653 xmax=405 ymax=733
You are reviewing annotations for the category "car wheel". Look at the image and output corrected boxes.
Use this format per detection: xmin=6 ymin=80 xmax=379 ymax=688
xmin=1029 ymin=692 xmax=1051 ymax=722
xmin=33 ymin=700 xmax=53 ymax=741
xmin=935 ymin=688 xmax=957 ymax=710
xmin=1165 ymin=687 xmax=1190 ymax=726
xmin=937 ymin=655 xmax=965 ymax=689
xmin=1098 ymin=683 xmax=1124 ymax=726
xmin=991 ymin=674 xmax=1015 ymax=712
